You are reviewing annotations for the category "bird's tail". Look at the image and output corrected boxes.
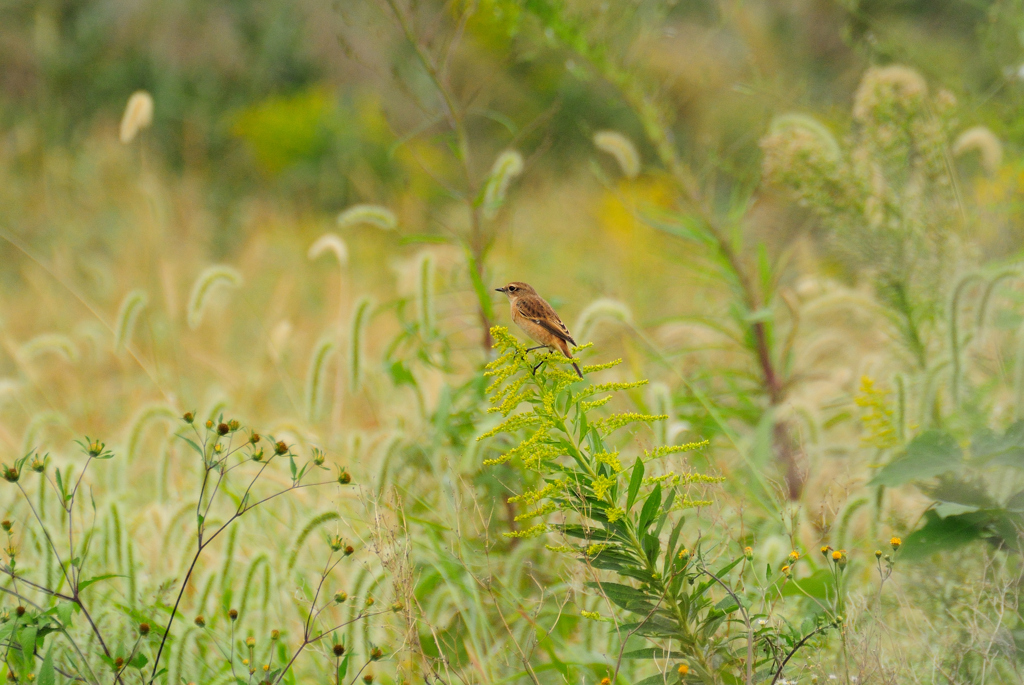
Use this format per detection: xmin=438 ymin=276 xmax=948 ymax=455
xmin=558 ymin=340 xmax=584 ymax=378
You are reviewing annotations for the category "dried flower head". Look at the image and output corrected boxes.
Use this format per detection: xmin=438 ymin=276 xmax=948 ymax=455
xmin=15 ymin=606 xmax=25 ymax=617
xmin=217 ymin=423 xmax=230 ymax=436
xmin=183 ymin=412 xmax=194 ymax=424
xmin=194 ymin=616 xmax=206 ymax=627
xmin=338 ymin=470 xmax=352 ymax=485
xmin=228 ymin=608 xmax=239 ymax=621
xmin=274 ymin=441 xmax=288 ymax=456
xmin=2 ymin=466 xmax=19 ymax=483
xmin=1 ymin=520 xmax=12 ymax=533
xmin=333 ymin=643 xmax=346 ymax=657
xmin=139 ymin=623 xmax=150 ymax=636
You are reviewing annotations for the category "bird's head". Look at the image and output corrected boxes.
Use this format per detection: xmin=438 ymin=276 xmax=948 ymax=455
xmin=495 ymin=282 xmax=536 ymax=299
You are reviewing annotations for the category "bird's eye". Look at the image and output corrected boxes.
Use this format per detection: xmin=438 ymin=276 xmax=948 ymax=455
xmin=508 ymin=285 xmax=517 ymax=291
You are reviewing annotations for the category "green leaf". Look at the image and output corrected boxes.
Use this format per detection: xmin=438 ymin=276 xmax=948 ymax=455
xmin=388 ymin=361 xmax=416 ymax=387
xmin=638 ymin=484 xmax=662 ymax=532
xmin=627 ymin=458 xmax=644 ymax=511
xmin=289 ymin=455 xmax=298 ymax=480
xmin=37 ymin=648 xmax=55 ymax=685
xmin=901 ymin=510 xmax=989 ymax=560
xmin=869 ymin=430 xmax=962 ymax=487
xmin=129 ymin=652 xmax=148 ymax=668
xmin=56 ymin=603 xmax=73 ymax=627
xmin=178 ymin=435 xmax=205 ymax=458
xmin=19 ymin=626 xmax=37 ymax=669
xmin=621 ymin=647 xmax=681 ymax=660
xmin=463 ymin=243 xmax=495 ymax=322
xmin=78 ymin=574 xmax=125 ymax=591
xmin=970 ymin=420 xmax=1024 ymax=467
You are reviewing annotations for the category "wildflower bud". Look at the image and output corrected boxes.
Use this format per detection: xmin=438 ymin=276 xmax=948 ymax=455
xmin=3 ymin=466 xmax=19 ymax=483
xmin=601 ymin=679 xmax=611 ymax=685
xmin=820 ymin=545 xmax=832 ymax=557
xmin=313 ymin=449 xmax=325 ymax=466
xmin=217 ymin=423 xmax=229 ymax=436
xmin=781 ymin=565 xmax=791 ymax=576
xmin=87 ymin=440 xmax=103 ymax=456
xmin=344 ymin=545 xmax=354 ymax=556
xmin=242 ymin=658 xmax=249 ymax=665
xmin=884 ymin=554 xmax=891 ymax=562
xmin=139 ymin=622 xmax=150 ymax=636
xmin=1 ymin=520 xmax=12 ymax=532
xmin=890 ymin=536 xmax=901 ymax=551
xmin=15 ymin=606 xmax=25 ymax=617
xmin=270 ymin=629 xmax=280 ymax=640
xmin=333 ymin=643 xmax=346 ymax=657
xmin=391 ymin=601 xmax=403 ymax=613
xmin=5 ymin=545 xmax=16 ymax=558
xmin=274 ymin=441 xmax=288 ymax=456
xmin=338 ymin=470 xmax=351 ymax=485
xmin=370 ymin=647 xmax=383 ymax=661
xmin=743 ymin=546 xmax=753 ymax=561
xmin=365 ymin=596 xmax=374 ymax=607
xmin=329 ymin=535 xmax=343 ymax=552
xmin=246 ymin=636 xmax=256 ymax=648
xmin=205 ymin=420 xmax=214 ymax=429
xmin=30 ymin=458 xmax=45 ymax=473
xmin=363 ymin=675 xmax=374 ymax=684
xmin=228 ymin=420 xmax=240 ymax=431
xmin=874 ymin=550 xmax=882 ymax=559
xmin=263 ymin=664 xmax=269 ymax=672
xmin=228 ymin=608 xmax=238 ymax=621
xmin=114 ymin=657 xmax=124 ymax=669
xmin=250 ymin=450 xmax=264 ymax=462
xmin=183 ymin=412 xmax=194 ymax=424
xmin=678 ymin=663 xmax=689 ymax=676
xmin=831 ymin=550 xmax=842 ymax=563
xmin=678 ymin=548 xmax=690 ymax=564
xmin=788 ymin=550 xmax=800 ymax=563
xmin=250 ymin=433 xmax=260 ymax=444
xmin=335 ymin=592 xmax=348 ymax=604
xmin=194 ymin=615 xmax=206 ymax=627
xmin=6 ymin=672 xmax=14 ymax=681
xmin=837 ymin=551 xmax=848 ymax=569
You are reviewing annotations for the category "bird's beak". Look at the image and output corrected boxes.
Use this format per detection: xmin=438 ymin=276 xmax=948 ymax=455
xmin=495 ymin=287 xmax=506 ymax=293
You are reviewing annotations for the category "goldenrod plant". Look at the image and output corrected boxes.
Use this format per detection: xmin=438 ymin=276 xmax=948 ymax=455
xmin=478 ymin=327 xmax=838 ymax=684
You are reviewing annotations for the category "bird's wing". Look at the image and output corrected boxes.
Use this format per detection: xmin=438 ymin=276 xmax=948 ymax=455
xmin=517 ymin=298 xmax=577 ymax=347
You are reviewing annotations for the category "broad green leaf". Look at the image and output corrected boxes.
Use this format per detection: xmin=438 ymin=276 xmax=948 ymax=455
xmin=970 ymin=420 xmax=1024 ymax=467
xmin=870 ymin=430 xmax=962 ymax=487
xmin=79 ymin=574 xmax=125 ymax=591
xmin=37 ymin=648 xmax=55 ymax=685
xmin=639 ymin=484 xmax=662 ymax=532
xmin=901 ymin=510 xmax=989 ymax=560
xmin=627 ymin=458 xmax=644 ymax=511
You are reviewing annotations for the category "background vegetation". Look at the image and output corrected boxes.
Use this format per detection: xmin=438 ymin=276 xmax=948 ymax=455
xmin=2 ymin=0 xmax=1024 ymax=682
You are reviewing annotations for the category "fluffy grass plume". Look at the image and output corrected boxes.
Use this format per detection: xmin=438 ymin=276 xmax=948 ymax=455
xmin=482 ymin=149 xmax=524 ymax=218
xmin=19 ymin=333 xmax=80 ymax=363
xmin=348 ymin=296 xmax=374 ymax=392
xmin=114 ymin=289 xmax=148 ymax=353
xmin=307 ymin=232 xmax=349 ymax=266
xmin=125 ymin=403 xmax=178 ymax=461
xmin=416 ymin=251 xmax=436 ymax=336
xmin=119 ymin=90 xmax=154 ymax=144
xmin=953 ymin=125 xmax=1003 ymax=174
xmin=304 ymin=336 xmax=337 ymax=422
xmin=593 ymin=130 xmax=641 ymax=178
xmin=21 ymin=410 xmax=64 ymax=455
xmin=573 ymin=297 xmax=633 ymax=343
xmin=337 ymin=204 xmax=397 ymax=230
xmin=186 ymin=265 xmax=243 ymax=329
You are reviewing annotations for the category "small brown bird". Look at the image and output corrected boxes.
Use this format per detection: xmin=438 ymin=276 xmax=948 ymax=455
xmin=496 ymin=282 xmax=583 ymax=378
